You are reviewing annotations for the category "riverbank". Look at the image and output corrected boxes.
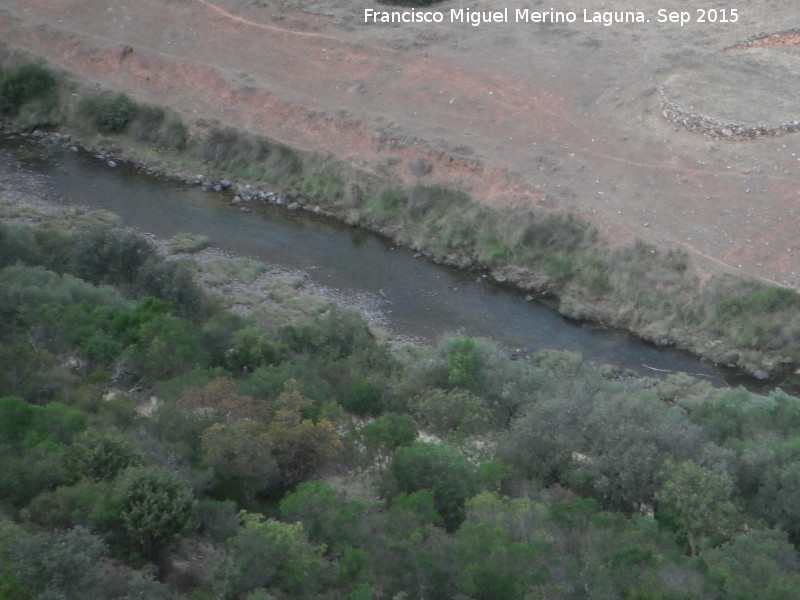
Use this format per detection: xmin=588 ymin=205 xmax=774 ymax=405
xmin=33 ymin=124 xmax=800 ymax=380
xmin=1 ymin=56 xmax=799 ymax=384
xmin=3 ymin=1 xmax=800 ymax=382
xmin=0 ymin=135 xmax=407 ymax=347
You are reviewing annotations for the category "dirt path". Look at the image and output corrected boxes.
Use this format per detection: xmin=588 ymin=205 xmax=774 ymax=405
xmin=2 ymin=0 xmax=798 ymax=288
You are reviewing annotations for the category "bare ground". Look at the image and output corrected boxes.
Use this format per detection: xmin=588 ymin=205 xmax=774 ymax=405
xmin=1 ymin=0 xmax=799 ymax=288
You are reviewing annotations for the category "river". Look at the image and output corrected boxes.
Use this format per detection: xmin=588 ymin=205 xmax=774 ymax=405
xmin=2 ymin=136 xmax=759 ymax=389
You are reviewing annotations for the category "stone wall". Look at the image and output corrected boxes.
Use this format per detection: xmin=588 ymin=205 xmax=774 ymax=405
xmin=660 ymin=87 xmax=800 ymax=141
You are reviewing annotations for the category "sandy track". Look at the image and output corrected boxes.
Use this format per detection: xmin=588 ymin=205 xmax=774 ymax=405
xmin=1 ymin=0 xmax=799 ymax=288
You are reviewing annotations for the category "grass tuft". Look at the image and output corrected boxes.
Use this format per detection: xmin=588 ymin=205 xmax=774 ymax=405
xmin=170 ymin=233 xmax=211 ymax=254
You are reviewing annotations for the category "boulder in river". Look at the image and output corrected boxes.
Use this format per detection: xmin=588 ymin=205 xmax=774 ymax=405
xmin=754 ymin=369 xmax=770 ymax=381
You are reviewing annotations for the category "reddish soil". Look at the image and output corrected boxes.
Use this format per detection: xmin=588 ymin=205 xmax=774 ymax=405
xmin=729 ymin=29 xmax=800 ymax=49
xmin=1 ymin=0 xmax=799 ymax=288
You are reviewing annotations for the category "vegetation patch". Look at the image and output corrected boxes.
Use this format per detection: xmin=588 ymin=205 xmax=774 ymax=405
xmin=262 ymin=274 xmax=305 ymax=303
xmin=96 ymin=93 xmax=138 ymax=133
xmin=200 ymin=126 xmax=303 ymax=184
xmin=5 ymin=213 xmax=800 ymax=598
xmin=705 ymin=281 xmax=800 ymax=351
xmin=0 ymin=62 xmax=58 ymax=127
xmin=128 ymin=104 xmax=188 ymax=151
xmin=200 ymin=256 xmax=267 ymax=287
xmin=169 ymin=232 xmax=212 ymax=254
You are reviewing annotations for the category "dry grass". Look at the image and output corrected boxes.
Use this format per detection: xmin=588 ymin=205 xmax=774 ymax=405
xmin=169 ymin=233 xmax=211 ymax=254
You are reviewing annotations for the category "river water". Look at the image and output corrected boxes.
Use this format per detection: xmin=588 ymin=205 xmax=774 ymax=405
xmin=2 ymin=137 xmax=753 ymax=387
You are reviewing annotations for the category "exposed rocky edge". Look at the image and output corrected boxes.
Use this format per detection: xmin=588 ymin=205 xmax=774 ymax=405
xmin=660 ymin=48 xmax=800 ymax=140
xmin=724 ymin=28 xmax=800 ymax=50
xmin=5 ymin=127 xmax=338 ymax=219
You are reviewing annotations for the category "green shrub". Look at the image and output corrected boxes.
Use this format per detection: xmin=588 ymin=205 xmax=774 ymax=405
xmin=96 ymin=93 xmax=137 ymax=133
xmin=280 ymin=307 xmax=379 ymax=361
xmin=364 ymin=187 xmax=407 ymax=223
xmin=0 ymin=222 xmax=39 ymax=267
xmin=707 ymin=284 xmax=800 ymax=349
xmin=111 ymin=467 xmax=196 ymax=560
xmin=716 ymin=286 xmax=800 ymax=321
xmin=128 ymin=104 xmax=187 ymax=150
xmin=124 ymin=313 xmax=209 ymax=380
xmin=219 ymin=514 xmax=325 ymax=598
xmin=519 ymin=213 xmax=591 ymax=252
xmin=239 ymin=362 xmax=331 ymax=408
xmin=343 ymin=379 xmax=384 ymax=416
xmin=543 ymin=252 xmax=575 ymax=283
xmin=0 ymin=63 xmax=56 ymax=117
xmin=410 ymin=388 xmax=491 ymax=437
xmin=752 ymin=287 xmax=800 ymax=312
xmin=298 ymin=172 xmax=344 ymax=203
xmin=360 ymin=413 xmax=418 ymax=460
xmin=408 ymin=184 xmax=470 ymax=218
xmin=201 ymin=126 xmax=263 ymax=167
xmin=0 ymin=396 xmax=86 ymax=449
xmin=63 ymin=429 xmax=143 ymax=482
xmin=69 ymin=228 xmax=157 ymax=291
xmin=390 ymin=442 xmax=482 ymax=531
xmin=445 ymin=337 xmax=486 ymax=393
xmin=134 ymin=258 xmax=207 ymax=321
xmin=478 ymin=236 xmax=510 ymax=266
xmin=0 ymin=264 xmax=131 ymax=313
xmin=200 ymin=127 xmax=302 ymax=182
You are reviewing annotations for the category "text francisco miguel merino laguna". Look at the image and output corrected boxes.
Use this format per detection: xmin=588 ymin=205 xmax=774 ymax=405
xmin=365 ymin=7 xmax=658 ymax=27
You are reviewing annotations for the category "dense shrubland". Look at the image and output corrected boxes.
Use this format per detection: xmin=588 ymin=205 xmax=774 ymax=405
xmin=4 ymin=213 xmax=800 ymax=599
xmin=4 ymin=60 xmax=800 ymax=596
